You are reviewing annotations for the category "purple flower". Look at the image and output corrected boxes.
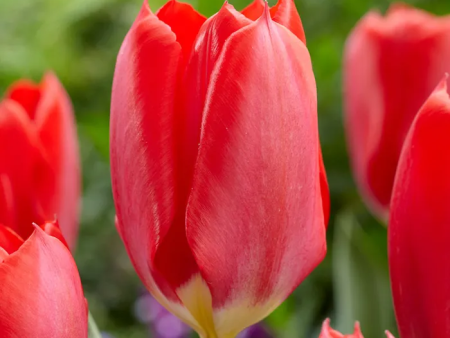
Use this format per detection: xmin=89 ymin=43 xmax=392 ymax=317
xmin=134 ymin=293 xmax=190 ymax=338
xmin=134 ymin=291 xmax=273 ymax=338
xmin=237 ymin=324 xmax=273 ymax=338
xmin=101 ymin=333 xmax=115 ymax=338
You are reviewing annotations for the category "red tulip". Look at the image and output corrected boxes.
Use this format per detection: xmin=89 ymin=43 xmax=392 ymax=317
xmin=0 ymin=73 xmax=80 ymax=248
xmin=110 ymin=0 xmax=328 ymax=336
xmin=319 ymin=319 xmax=395 ymax=338
xmin=344 ymin=4 xmax=450 ymax=218
xmin=0 ymin=221 xmax=88 ymax=337
xmin=389 ymin=78 xmax=450 ymax=338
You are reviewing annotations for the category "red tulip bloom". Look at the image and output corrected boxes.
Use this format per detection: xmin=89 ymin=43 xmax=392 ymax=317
xmin=0 ymin=73 xmax=80 ymax=248
xmin=319 ymin=319 xmax=394 ymax=338
xmin=389 ymin=78 xmax=450 ymax=338
xmin=110 ymin=0 xmax=328 ymax=336
xmin=344 ymin=4 xmax=450 ymax=218
xmin=0 ymin=221 xmax=88 ymax=337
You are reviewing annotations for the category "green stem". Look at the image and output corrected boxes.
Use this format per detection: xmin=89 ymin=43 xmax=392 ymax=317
xmin=88 ymin=312 xmax=102 ymax=338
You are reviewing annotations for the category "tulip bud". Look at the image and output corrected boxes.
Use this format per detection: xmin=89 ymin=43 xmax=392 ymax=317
xmin=319 ymin=319 xmax=364 ymax=338
xmin=319 ymin=319 xmax=395 ymax=338
xmin=0 ymin=73 xmax=80 ymax=248
xmin=344 ymin=4 xmax=450 ymax=218
xmin=110 ymin=0 xmax=328 ymax=337
xmin=0 ymin=223 xmax=87 ymax=337
xmin=389 ymin=77 xmax=450 ymax=338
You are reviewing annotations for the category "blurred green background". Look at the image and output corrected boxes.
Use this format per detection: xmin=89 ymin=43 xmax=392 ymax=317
xmin=1 ymin=0 xmax=449 ymax=337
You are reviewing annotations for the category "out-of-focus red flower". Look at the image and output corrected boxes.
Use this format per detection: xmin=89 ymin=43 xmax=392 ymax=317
xmin=110 ymin=0 xmax=328 ymax=336
xmin=0 ymin=221 xmax=87 ymax=337
xmin=389 ymin=78 xmax=450 ymax=338
xmin=319 ymin=319 xmax=364 ymax=338
xmin=0 ymin=73 xmax=80 ymax=248
xmin=319 ymin=319 xmax=395 ymax=338
xmin=323 ymin=78 xmax=450 ymax=338
xmin=344 ymin=4 xmax=450 ymax=218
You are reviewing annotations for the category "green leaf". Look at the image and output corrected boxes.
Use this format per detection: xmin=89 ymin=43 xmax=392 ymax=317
xmin=88 ymin=312 xmax=102 ymax=338
xmin=77 ymin=112 xmax=110 ymax=159
xmin=332 ymin=211 xmax=397 ymax=338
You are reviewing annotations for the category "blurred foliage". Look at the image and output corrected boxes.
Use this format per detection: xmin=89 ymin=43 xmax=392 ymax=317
xmin=1 ymin=0 xmax=450 ymax=337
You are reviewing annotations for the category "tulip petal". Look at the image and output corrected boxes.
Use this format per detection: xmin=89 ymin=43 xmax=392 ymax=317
xmin=241 ymin=0 xmax=306 ymax=43
xmin=0 ymin=247 xmax=8 ymax=263
xmin=344 ymin=7 xmax=450 ymax=218
xmin=177 ymin=3 xmax=251 ymax=196
xmin=270 ymin=0 xmax=306 ymax=43
xmin=152 ymin=6 xmax=251 ymax=333
xmin=0 ymin=226 xmax=87 ymax=337
xmin=156 ymin=0 xmax=206 ymax=63
xmin=111 ymin=0 xmax=179 ymax=291
xmin=319 ymin=319 xmax=365 ymax=338
xmin=186 ymin=9 xmax=326 ymax=336
xmin=11 ymin=74 xmax=78 ymax=248
xmin=111 ymin=2 xmax=204 ymax=330
xmin=39 ymin=220 xmax=69 ymax=250
xmin=29 ymin=73 xmax=80 ymax=249
xmin=0 ymin=175 xmax=16 ymax=227
xmin=319 ymin=149 xmax=330 ymax=226
xmin=0 ymin=224 xmax=24 ymax=254
xmin=389 ymin=78 xmax=450 ymax=338
xmin=5 ymin=80 xmax=41 ymax=120
xmin=241 ymin=0 xmax=264 ymax=20
xmin=0 ymin=100 xmax=44 ymax=238
xmin=3 ymin=74 xmax=79 ymax=248
xmin=150 ymin=3 xmax=209 ymax=296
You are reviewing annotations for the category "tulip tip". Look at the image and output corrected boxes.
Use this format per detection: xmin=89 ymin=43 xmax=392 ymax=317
xmin=436 ymin=74 xmax=449 ymax=93
xmin=137 ymin=0 xmax=151 ymax=18
xmin=31 ymin=223 xmax=46 ymax=238
xmin=254 ymin=0 xmax=272 ymax=27
xmin=387 ymin=2 xmax=413 ymax=15
xmin=43 ymin=70 xmax=56 ymax=81
xmin=385 ymin=330 xmax=396 ymax=338
xmin=259 ymin=0 xmax=271 ymax=23
xmin=32 ymin=222 xmax=45 ymax=234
